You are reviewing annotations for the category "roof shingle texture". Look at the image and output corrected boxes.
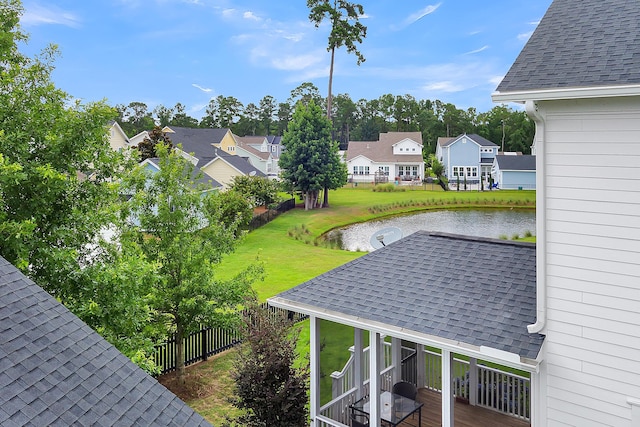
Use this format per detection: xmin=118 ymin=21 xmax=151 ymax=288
xmin=495 ymin=155 xmax=536 ymax=171
xmin=347 ymin=132 xmax=423 ymax=162
xmin=0 ymin=257 xmax=212 ymax=427
xmin=275 ymin=232 xmax=543 ymax=359
xmin=496 ymin=0 xmax=640 ymax=92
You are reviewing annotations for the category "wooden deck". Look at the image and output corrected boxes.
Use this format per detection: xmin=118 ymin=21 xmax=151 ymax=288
xmin=396 ymin=389 xmax=531 ymax=427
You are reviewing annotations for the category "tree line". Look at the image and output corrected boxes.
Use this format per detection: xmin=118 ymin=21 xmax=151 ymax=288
xmin=116 ymin=84 xmax=536 ymax=155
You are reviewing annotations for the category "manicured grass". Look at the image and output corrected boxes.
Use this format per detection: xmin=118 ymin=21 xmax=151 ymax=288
xmin=183 ymin=187 xmax=535 ymax=423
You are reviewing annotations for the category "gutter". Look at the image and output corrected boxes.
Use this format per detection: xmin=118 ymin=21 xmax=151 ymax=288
xmin=524 ymin=100 xmax=546 ymax=334
xmin=268 ymin=297 xmax=540 ymax=373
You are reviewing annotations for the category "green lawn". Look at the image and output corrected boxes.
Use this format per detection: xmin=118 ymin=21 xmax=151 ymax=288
xmin=186 ymin=186 xmax=536 ymax=422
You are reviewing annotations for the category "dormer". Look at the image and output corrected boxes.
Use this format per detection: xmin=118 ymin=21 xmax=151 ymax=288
xmin=392 ymin=138 xmax=422 ymax=155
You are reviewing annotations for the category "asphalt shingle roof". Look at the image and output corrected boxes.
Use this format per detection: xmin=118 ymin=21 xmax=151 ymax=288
xmin=165 ymin=126 xmax=230 ymax=168
xmin=347 ymin=132 xmax=423 ymax=163
xmin=495 ymin=155 xmax=536 ymax=171
xmin=496 ymin=0 xmax=640 ymax=92
xmin=0 ymin=256 xmax=212 ymax=427
xmin=274 ymin=231 xmax=543 ymax=359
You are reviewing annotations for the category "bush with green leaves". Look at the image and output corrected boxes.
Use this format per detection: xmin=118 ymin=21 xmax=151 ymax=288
xmin=226 ymin=300 xmax=309 ymax=427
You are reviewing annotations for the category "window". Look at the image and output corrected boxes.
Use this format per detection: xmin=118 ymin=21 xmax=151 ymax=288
xmin=364 ymin=166 xmax=370 ymax=175
xmin=453 ymin=167 xmax=459 ymax=177
xmin=411 ymin=166 xmax=418 ymax=176
xmin=398 ymin=166 xmax=405 ymax=176
xmin=399 ymin=148 xmax=403 ymax=152
xmin=378 ymin=166 xmax=389 ymax=176
xmin=228 ymin=146 xmax=235 ymax=152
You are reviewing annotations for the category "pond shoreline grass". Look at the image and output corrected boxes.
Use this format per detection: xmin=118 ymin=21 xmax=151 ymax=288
xmin=169 ymin=187 xmax=536 ymax=424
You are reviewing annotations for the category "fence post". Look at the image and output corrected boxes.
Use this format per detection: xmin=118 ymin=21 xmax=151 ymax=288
xmin=202 ymin=328 xmax=208 ymax=361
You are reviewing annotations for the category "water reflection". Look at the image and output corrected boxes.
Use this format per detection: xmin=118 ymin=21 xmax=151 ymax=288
xmin=336 ymin=209 xmax=536 ymax=252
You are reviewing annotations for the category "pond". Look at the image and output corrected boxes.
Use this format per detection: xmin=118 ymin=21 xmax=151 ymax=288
xmin=333 ymin=209 xmax=536 ymax=252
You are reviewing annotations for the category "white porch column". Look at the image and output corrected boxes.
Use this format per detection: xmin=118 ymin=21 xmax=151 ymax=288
xmin=468 ymin=357 xmax=478 ymax=406
xmin=441 ymin=349 xmax=454 ymax=427
xmin=354 ymin=328 xmax=364 ymax=400
xmin=416 ymin=344 xmax=426 ymax=388
xmin=369 ymin=331 xmax=382 ymax=427
xmin=391 ymin=337 xmax=402 ymax=385
xmin=310 ymin=316 xmax=321 ymax=426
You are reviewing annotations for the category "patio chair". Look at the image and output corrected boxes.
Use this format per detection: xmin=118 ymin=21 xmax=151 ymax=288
xmin=350 ymin=410 xmax=369 ymax=427
xmin=392 ymin=381 xmax=418 ymax=400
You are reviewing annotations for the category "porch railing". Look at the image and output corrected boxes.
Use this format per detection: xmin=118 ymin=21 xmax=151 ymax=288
xmin=324 ymin=344 xmax=531 ymax=425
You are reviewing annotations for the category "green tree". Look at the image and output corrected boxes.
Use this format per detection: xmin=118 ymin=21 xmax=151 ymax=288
xmin=0 ymin=1 xmax=130 ymax=300
xmin=288 ymin=82 xmax=324 ymax=109
xmin=258 ymin=95 xmax=277 ymax=135
xmin=229 ymin=175 xmax=281 ymax=208
xmin=307 ymin=0 xmax=366 ymax=119
xmin=227 ymin=299 xmax=309 ymax=427
xmin=117 ymin=101 xmax=155 ymax=136
xmin=280 ymin=101 xmax=345 ymax=210
xmin=120 ymin=144 xmax=262 ymax=383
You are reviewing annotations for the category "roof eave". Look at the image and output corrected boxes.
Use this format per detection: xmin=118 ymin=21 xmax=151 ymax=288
xmin=268 ymin=296 xmax=540 ymax=373
xmin=492 ymin=84 xmax=640 ymax=103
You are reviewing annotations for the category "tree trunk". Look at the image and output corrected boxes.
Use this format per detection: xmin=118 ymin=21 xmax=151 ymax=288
xmin=175 ymin=325 xmax=186 ymax=384
xmin=323 ymin=46 xmax=336 ymax=209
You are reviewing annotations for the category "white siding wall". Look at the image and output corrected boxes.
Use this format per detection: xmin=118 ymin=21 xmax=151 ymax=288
xmin=538 ymin=97 xmax=640 ymax=426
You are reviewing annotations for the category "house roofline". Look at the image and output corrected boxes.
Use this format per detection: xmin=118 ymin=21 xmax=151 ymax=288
xmin=268 ymin=296 xmax=540 ymax=373
xmin=492 ymin=84 xmax=640 ymax=103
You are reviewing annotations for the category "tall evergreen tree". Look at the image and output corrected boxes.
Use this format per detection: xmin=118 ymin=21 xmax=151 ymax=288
xmin=279 ymin=101 xmax=346 ymax=210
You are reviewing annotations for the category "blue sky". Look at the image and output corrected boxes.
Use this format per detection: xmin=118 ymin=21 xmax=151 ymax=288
xmin=20 ymin=0 xmax=552 ymax=119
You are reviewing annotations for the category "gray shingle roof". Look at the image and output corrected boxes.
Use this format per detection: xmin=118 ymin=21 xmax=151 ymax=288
xmin=495 ymin=155 xmax=536 ymax=171
xmin=496 ymin=0 xmax=640 ymax=93
xmin=0 ymin=256 xmax=212 ymax=427
xmin=273 ymin=232 xmax=543 ymax=359
xmin=165 ymin=127 xmax=230 ymax=168
xmin=145 ymin=157 xmax=222 ymax=189
xmin=212 ymin=152 xmax=266 ymax=177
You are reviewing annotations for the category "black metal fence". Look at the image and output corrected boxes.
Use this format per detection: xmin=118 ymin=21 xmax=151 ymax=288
xmin=153 ymin=303 xmax=308 ymax=375
xmin=246 ymin=198 xmax=296 ymax=231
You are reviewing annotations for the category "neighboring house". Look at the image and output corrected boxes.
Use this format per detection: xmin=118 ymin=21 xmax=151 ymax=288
xmin=436 ymin=134 xmax=498 ymax=186
xmin=491 ymin=155 xmax=536 ymax=190
xmin=346 ymin=132 xmax=424 ymax=183
xmin=0 ymin=256 xmax=211 ymax=426
xmin=200 ymin=150 xmax=265 ymax=190
xmin=161 ymin=126 xmax=263 ymax=188
xmin=107 ymin=121 xmax=131 ymax=152
xmin=235 ymin=136 xmax=279 ymax=178
xmin=492 ymin=0 xmax=640 ymax=425
xmin=140 ymin=157 xmax=222 ymax=191
xmin=266 ymin=135 xmax=283 ymax=158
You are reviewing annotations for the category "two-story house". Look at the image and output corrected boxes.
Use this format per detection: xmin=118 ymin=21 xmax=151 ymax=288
xmin=346 ymin=132 xmax=424 ymax=183
xmin=436 ymin=134 xmax=499 ymax=186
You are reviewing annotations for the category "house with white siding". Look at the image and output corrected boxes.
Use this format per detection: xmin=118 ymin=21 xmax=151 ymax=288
xmin=268 ymin=0 xmax=640 ymax=426
xmin=346 ymin=132 xmax=424 ymax=184
xmin=492 ymin=0 xmax=640 ymax=425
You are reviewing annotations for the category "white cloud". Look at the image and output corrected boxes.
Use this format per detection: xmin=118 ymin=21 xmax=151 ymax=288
xmin=517 ymin=31 xmax=534 ymax=41
xmin=243 ymin=11 xmax=261 ymax=21
xmin=192 ymin=84 xmax=212 ymax=93
xmin=422 ymin=81 xmax=464 ymax=93
xmin=269 ymin=53 xmax=324 ymax=71
xmin=464 ymin=45 xmax=489 ymax=55
xmin=394 ymin=3 xmax=441 ymax=30
xmin=21 ymin=3 xmax=81 ymax=28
